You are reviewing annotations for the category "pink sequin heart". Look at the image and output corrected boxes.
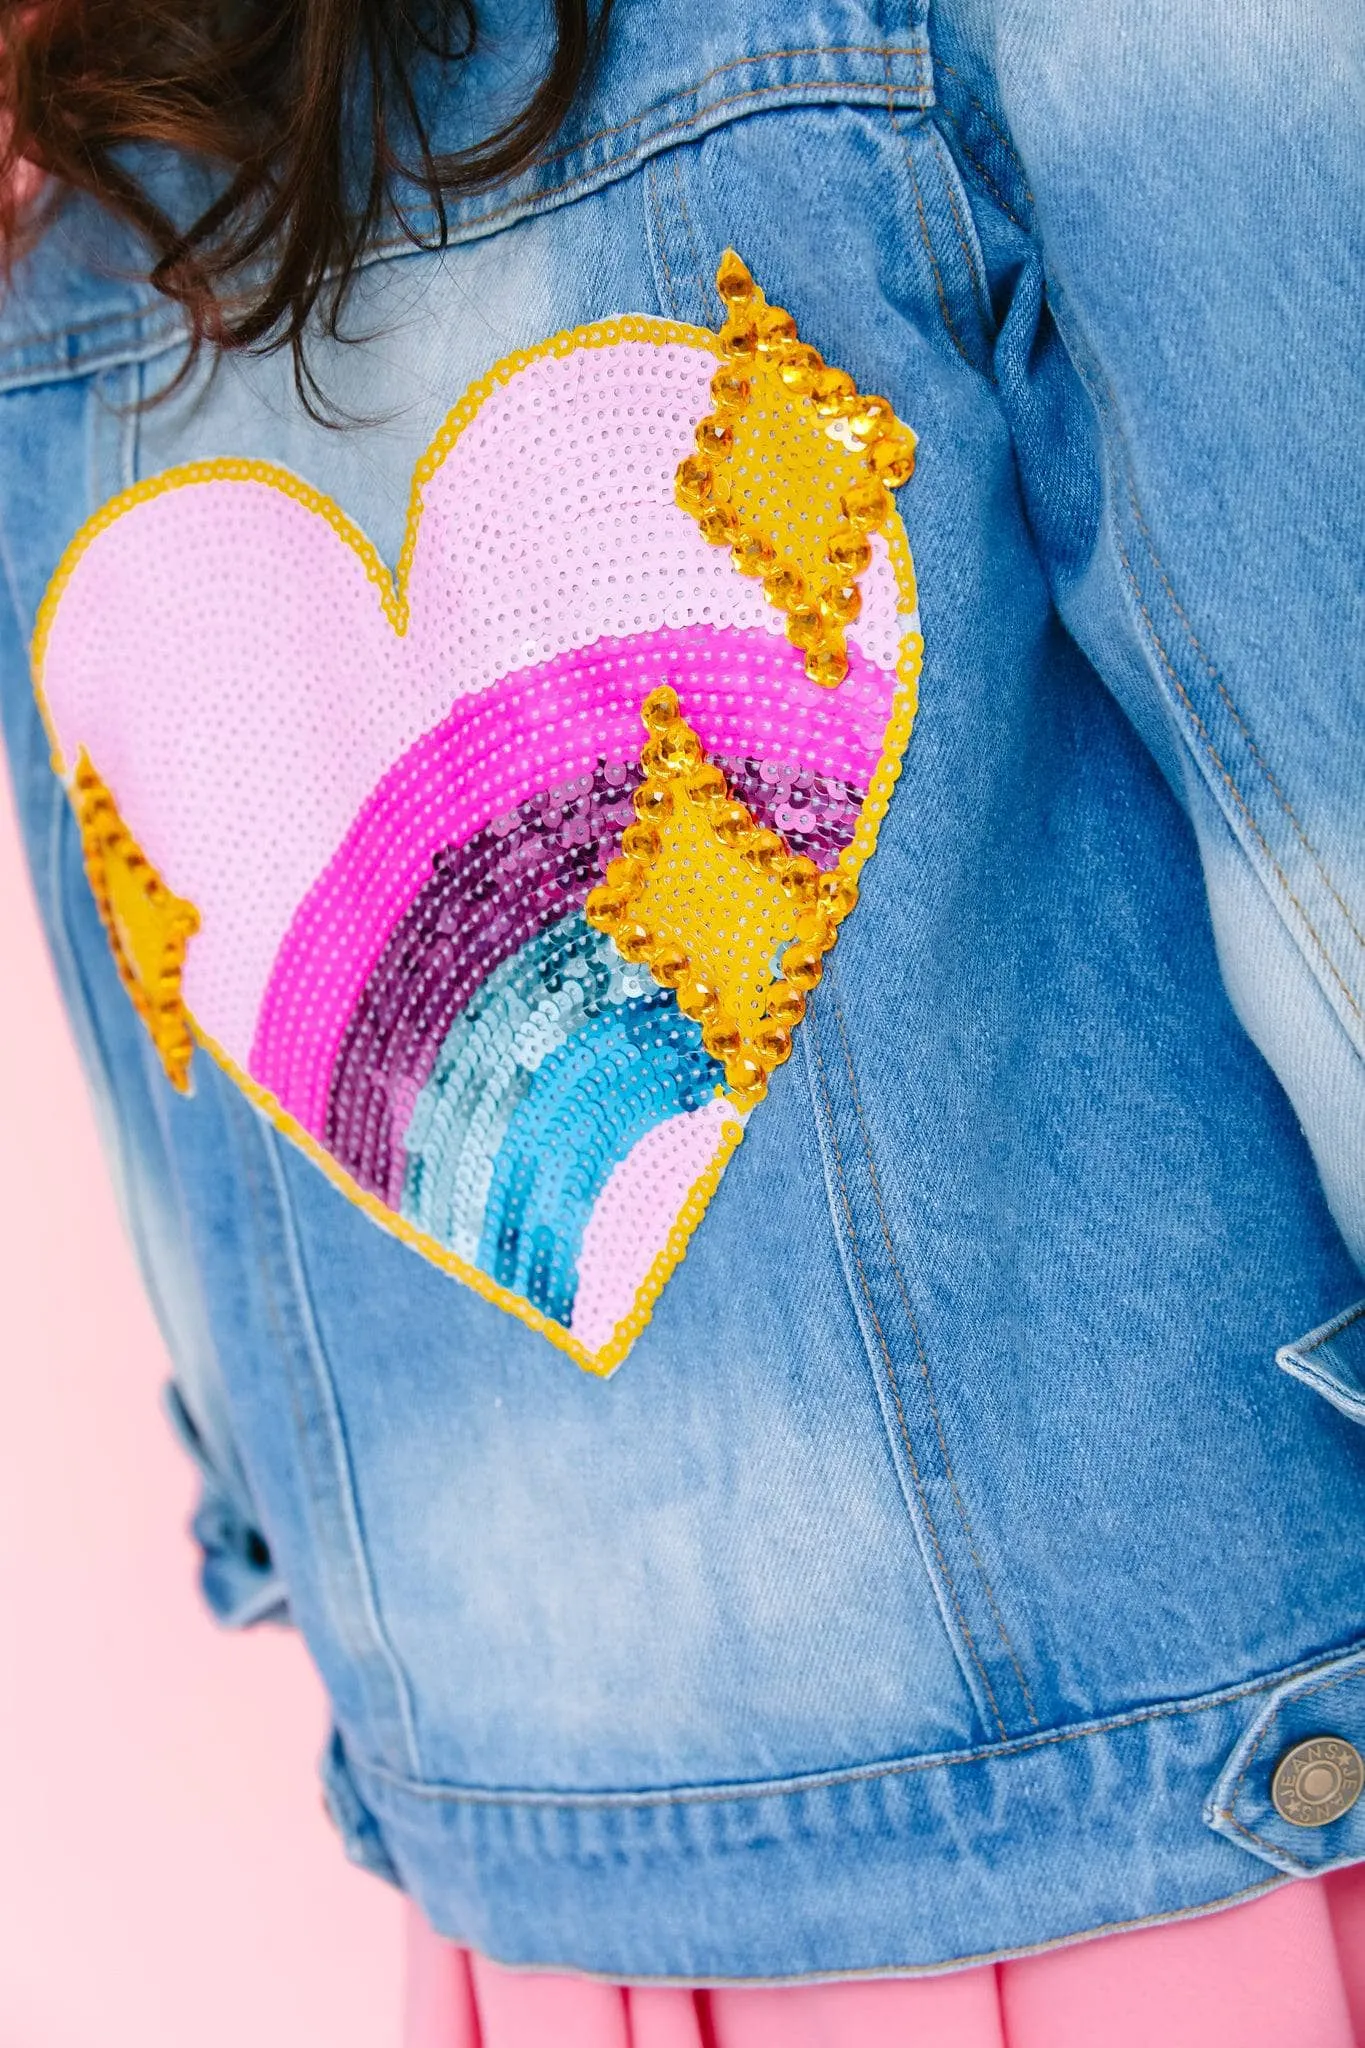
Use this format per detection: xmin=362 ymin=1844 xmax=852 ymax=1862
xmin=33 ymin=315 xmax=920 ymax=1372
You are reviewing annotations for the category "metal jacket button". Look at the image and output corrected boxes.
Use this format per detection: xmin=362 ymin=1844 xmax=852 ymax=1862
xmin=1271 ymin=1737 xmax=1365 ymax=1827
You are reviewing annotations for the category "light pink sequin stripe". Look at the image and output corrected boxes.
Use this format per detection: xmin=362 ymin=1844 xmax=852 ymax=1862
xmin=569 ymin=1100 xmax=737 ymax=1354
xmin=251 ymin=623 xmax=895 ymax=1136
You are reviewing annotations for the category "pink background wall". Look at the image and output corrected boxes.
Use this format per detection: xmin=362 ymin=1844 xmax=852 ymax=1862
xmin=0 ymin=764 xmax=403 ymax=2044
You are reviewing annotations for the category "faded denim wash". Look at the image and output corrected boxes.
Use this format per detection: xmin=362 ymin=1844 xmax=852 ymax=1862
xmin=0 ymin=0 xmax=1363 ymax=1980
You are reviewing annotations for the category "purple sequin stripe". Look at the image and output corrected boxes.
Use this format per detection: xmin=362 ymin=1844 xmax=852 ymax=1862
xmin=324 ymin=754 xmax=865 ymax=1206
xmin=722 ymin=754 xmax=864 ymax=866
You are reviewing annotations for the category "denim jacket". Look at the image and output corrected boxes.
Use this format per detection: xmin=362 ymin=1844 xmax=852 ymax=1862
xmin=2 ymin=0 xmax=1364 ymax=1981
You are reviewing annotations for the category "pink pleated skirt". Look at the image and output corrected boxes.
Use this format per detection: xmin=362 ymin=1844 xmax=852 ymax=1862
xmin=405 ymin=1866 xmax=1365 ymax=2048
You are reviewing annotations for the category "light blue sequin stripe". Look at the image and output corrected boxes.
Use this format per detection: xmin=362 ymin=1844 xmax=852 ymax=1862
xmin=401 ymin=912 xmax=651 ymax=1261
xmin=478 ymin=999 xmax=723 ymax=1327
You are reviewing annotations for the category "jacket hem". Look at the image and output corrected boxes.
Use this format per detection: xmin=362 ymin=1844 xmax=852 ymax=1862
xmin=329 ymin=1639 xmax=1365 ymax=1977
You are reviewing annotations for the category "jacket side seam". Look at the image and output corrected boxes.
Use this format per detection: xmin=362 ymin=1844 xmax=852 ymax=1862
xmin=1122 ymin=474 xmax=1365 ymax=957
xmin=933 ymin=62 xmax=1035 ymax=204
xmin=882 ymin=53 xmax=971 ymax=368
xmin=246 ymin=1115 xmax=423 ymax=1775
xmin=927 ymin=124 xmax=993 ymax=340
xmin=1111 ymin=521 xmax=1362 ymax=1028
xmin=934 ymin=106 xmax=1029 ymax=231
xmin=830 ymin=986 xmax=1040 ymax=1727
xmin=808 ymin=1014 xmax=1009 ymax=1740
xmin=1041 ymin=281 xmax=1365 ymax=1037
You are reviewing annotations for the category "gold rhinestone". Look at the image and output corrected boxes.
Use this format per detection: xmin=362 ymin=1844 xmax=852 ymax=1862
xmin=817 ymin=870 xmax=860 ymax=920
xmin=812 ymin=366 xmax=856 ymax=414
xmin=756 ymin=305 xmax=798 ymax=351
xmin=869 ymin=435 xmax=916 ymax=488
xmin=777 ymin=344 xmax=824 ymax=393
xmin=825 ymin=526 xmax=873 ymax=577
xmin=765 ymin=981 xmax=807 ymax=1026
xmin=711 ymin=367 xmax=752 ymax=408
xmin=723 ymin=319 xmax=760 ymax=360
xmin=763 ymin=564 xmax=805 ymax=607
xmin=746 ymin=828 xmax=786 ymax=873
xmin=698 ymin=503 xmax=740 ymax=544
xmin=615 ymin=919 xmax=655 ymax=964
xmin=781 ymin=942 xmax=825 ymax=991
xmin=785 ymin=603 xmax=826 ymax=651
xmin=584 ymin=885 xmax=629 ymax=932
xmin=781 ymin=857 xmax=820 ymax=904
xmin=845 ymin=396 xmax=896 ymax=442
xmin=605 ymin=855 xmax=643 ymax=891
xmin=753 ymin=1020 xmax=793 ymax=1066
xmin=642 ymin=686 xmax=680 ymax=730
xmin=633 ymin=781 xmax=674 ymax=821
xmin=805 ymin=644 xmax=849 ymax=689
xmin=725 ymin=1053 xmax=767 ymax=1096
xmin=686 ymin=761 xmax=727 ymax=804
xmin=715 ymin=249 xmax=756 ymax=302
xmin=675 ymin=454 xmax=713 ymax=509
xmin=712 ymin=800 xmax=752 ymax=849
xmin=702 ymin=1015 xmax=744 ymax=1060
xmin=677 ymin=975 xmax=722 ymax=1021
xmin=620 ymin=822 xmax=660 ymax=864
xmin=650 ymin=941 xmax=690 ymax=988
xmin=794 ymin=908 xmax=837 ymax=950
xmin=820 ymin=582 xmax=862 ymax=627
xmin=840 ymin=477 xmax=893 ymax=529
xmin=696 ymin=417 xmax=733 ymax=457
xmin=732 ymin=531 xmax=776 ymax=578
xmin=644 ymin=725 xmax=702 ymax=776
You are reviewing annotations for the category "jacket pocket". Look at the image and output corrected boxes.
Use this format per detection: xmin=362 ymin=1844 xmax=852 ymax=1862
xmin=164 ymin=1381 xmax=288 ymax=1627
xmin=1277 ymin=1300 xmax=1365 ymax=1426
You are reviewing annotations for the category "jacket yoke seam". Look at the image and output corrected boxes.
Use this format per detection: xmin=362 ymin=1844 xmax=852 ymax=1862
xmin=388 ymin=75 xmax=930 ymax=244
xmin=506 ymin=45 xmax=933 ymax=175
xmin=359 ymin=1643 xmax=1365 ymax=1807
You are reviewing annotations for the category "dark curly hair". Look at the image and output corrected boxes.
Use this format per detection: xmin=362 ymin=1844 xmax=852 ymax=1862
xmin=0 ymin=0 xmax=599 ymax=400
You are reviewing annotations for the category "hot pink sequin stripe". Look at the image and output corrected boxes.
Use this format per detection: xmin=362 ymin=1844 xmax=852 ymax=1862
xmin=251 ymin=623 xmax=896 ymax=1137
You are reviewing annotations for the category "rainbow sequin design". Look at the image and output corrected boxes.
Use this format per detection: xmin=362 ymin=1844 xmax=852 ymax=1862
xmin=31 ymin=254 xmax=922 ymax=1374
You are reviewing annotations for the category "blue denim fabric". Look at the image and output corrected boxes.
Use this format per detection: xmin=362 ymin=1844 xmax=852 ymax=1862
xmin=1 ymin=0 xmax=1363 ymax=1979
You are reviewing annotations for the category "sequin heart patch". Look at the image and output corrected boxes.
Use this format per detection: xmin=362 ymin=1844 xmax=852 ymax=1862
xmin=32 ymin=255 xmax=922 ymax=1374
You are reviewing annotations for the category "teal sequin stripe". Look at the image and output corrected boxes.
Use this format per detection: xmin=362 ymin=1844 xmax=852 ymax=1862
xmin=402 ymin=913 xmax=724 ymax=1323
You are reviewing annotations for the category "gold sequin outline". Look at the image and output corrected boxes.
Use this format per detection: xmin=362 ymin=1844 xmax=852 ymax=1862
xmin=28 ymin=307 xmax=922 ymax=1375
